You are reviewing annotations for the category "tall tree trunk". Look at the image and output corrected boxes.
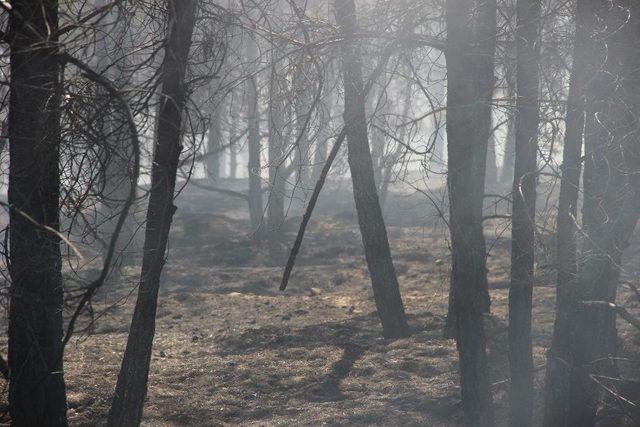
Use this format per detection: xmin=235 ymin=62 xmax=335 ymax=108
xmin=334 ymin=0 xmax=410 ymax=339
xmin=485 ymin=131 xmax=498 ymax=193
xmin=228 ymin=93 xmax=239 ymax=179
xmin=508 ymin=0 xmax=541 ymax=425
xmin=266 ymin=58 xmax=287 ymax=252
xmin=244 ymin=30 xmax=263 ymax=233
xmin=500 ymin=40 xmax=517 ymax=186
xmin=311 ymin=71 xmax=336 ymax=183
xmin=566 ymin=3 xmax=640 ymax=424
xmin=293 ymin=61 xmax=312 ymax=188
xmin=444 ymin=0 xmax=496 ymax=423
xmin=206 ymin=102 xmax=223 ymax=180
xmin=8 ymin=1 xmax=68 ymax=424
xmin=543 ymin=0 xmax=597 ymax=424
xmin=107 ymin=1 xmax=197 ymax=424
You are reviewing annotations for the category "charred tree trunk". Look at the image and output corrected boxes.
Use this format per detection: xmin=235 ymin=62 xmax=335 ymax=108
xmin=508 ymin=0 xmax=541 ymax=425
xmin=334 ymin=0 xmax=410 ymax=339
xmin=107 ymin=1 xmax=197 ymax=425
xmin=565 ymin=3 xmax=640 ymax=424
xmin=7 ymin=1 xmax=68 ymax=424
xmin=444 ymin=0 xmax=496 ymax=423
xmin=543 ymin=0 xmax=597 ymax=424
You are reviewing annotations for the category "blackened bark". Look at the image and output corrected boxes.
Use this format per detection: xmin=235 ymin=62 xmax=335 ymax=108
xmin=107 ymin=1 xmax=197 ymax=425
xmin=444 ymin=0 xmax=496 ymax=423
xmin=565 ymin=3 xmax=640 ymax=424
xmin=508 ymin=0 xmax=541 ymax=425
xmin=8 ymin=1 xmax=68 ymax=425
xmin=334 ymin=0 xmax=410 ymax=339
xmin=543 ymin=1 xmax=596 ymax=425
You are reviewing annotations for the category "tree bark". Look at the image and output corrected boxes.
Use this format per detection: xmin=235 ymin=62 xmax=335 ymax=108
xmin=266 ymin=57 xmax=288 ymax=252
xmin=107 ymin=1 xmax=197 ymax=425
xmin=444 ymin=0 xmax=496 ymax=423
xmin=566 ymin=3 xmax=640 ymax=424
xmin=245 ymin=31 xmax=263 ymax=234
xmin=543 ymin=1 xmax=598 ymax=424
xmin=206 ymin=102 xmax=224 ymax=180
xmin=334 ymin=0 xmax=410 ymax=339
xmin=8 ymin=1 xmax=68 ymax=424
xmin=228 ymin=93 xmax=239 ymax=179
xmin=508 ymin=0 xmax=541 ymax=425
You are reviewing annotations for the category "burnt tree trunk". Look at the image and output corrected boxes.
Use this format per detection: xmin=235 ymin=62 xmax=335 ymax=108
xmin=8 ymin=1 xmax=68 ymax=424
xmin=543 ymin=0 xmax=598 ymax=424
xmin=334 ymin=0 xmax=410 ymax=339
xmin=107 ymin=1 xmax=197 ymax=425
xmin=508 ymin=0 xmax=541 ymax=425
xmin=444 ymin=0 xmax=496 ymax=423
xmin=565 ymin=3 xmax=640 ymax=424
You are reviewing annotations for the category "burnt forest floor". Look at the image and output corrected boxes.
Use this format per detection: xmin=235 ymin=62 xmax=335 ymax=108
xmin=2 ymin=179 xmax=640 ymax=426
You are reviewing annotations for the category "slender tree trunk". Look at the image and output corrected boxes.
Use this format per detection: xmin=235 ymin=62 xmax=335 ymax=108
xmin=206 ymin=102 xmax=223 ymax=180
xmin=266 ymin=58 xmax=287 ymax=251
xmin=500 ymin=42 xmax=517 ymax=186
xmin=311 ymin=72 xmax=336 ymax=183
xmin=485 ymin=132 xmax=498 ymax=193
xmin=444 ymin=0 xmax=496 ymax=423
xmin=228 ymin=93 xmax=239 ymax=179
xmin=543 ymin=0 xmax=597 ymax=424
xmin=334 ymin=0 xmax=410 ymax=339
xmin=107 ymin=1 xmax=197 ymax=425
xmin=508 ymin=0 xmax=541 ymax=425
xmin=7 ymin=1 xmax=68 ymax=425
xmin=246 ymin=74 xmax=263 ymax=234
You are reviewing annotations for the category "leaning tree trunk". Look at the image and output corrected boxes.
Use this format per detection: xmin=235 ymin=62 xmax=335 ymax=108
xmin=8 ymin=1 xmax=68 ymax=425
xmin=107 ymin=1 xmax=197 ymax=425
xmin=334 ymin=0 xmax=410 ymax=339
xmin=508 ymin=0 xmax=541 ymax=425
xmin=542 ymin=0 xmax=598 ymax=424
xmin=444 ymin=0 xmax=496 ymax=424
